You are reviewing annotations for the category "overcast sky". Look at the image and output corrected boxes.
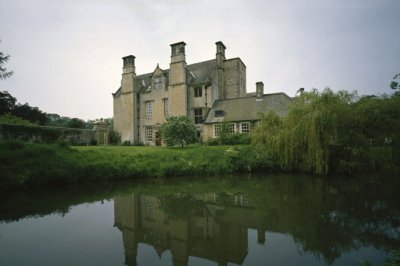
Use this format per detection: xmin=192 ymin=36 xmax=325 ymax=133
xmin=1 ymin=0 xmax=399 ymax=120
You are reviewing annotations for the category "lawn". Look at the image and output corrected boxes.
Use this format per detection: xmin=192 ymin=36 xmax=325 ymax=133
xmin=0 ymin=141 xmax=273 ymax=190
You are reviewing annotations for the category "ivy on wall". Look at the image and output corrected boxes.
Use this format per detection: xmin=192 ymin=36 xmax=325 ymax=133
xmin=0 ymin=123 xmax=95 ymax=145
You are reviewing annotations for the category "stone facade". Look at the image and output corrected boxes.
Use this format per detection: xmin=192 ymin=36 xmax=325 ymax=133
xmin=113 ymin=41 xmax=292 ymax=145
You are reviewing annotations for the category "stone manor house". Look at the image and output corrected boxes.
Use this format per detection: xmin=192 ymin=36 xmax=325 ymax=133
xmin=113 ymin=41 xmax=292 ymax=145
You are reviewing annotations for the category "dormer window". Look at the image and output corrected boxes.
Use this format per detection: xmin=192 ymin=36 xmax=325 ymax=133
xmin=215 ymin=110 xmax=224 ymax=117
xmin=154 ymin=76 xmax=163 ymax=90
xmin=194 ymin=87 xmax=202 ymax=97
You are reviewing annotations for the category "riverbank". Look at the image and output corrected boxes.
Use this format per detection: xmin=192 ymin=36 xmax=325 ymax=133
xmin=0 ymin=140 xmax=274 ymax=190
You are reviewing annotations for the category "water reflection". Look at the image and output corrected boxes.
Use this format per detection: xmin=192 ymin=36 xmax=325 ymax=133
xmin=0 ymin=175 xmax=399 ymax=265
xmin=113 ymin=177 xmax=400 ymax=266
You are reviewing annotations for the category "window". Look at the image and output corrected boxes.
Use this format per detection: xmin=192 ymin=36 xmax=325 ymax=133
xmin=146 ymin=203 xmax=155 ymax=221
xmin=228 ymin=123 xmax=236 ymax=134
xmin=194 ymin=108 xmax=203 ymax=124
xmin=214 ymin=193 xmax=222 ymax=204
xmin=215 ymin=110 xmax=224 ymax=117
xmin=145 ymin=126 xmax=153 ymax=142
xmin=154 ymin=76 xmax=162 ymax=90
xmin=229 ymin=195 xmax=236 ymax=205
xmin=164 ymin=99 xmax=169 ymax=117
xmin=213 ymin=124 xmax=222 ymax=138
xmin=240 ymin=122 xmax=250 ymax=134
xmin=145 ymin=101 xmax=152 ymax=119
xmin=194 ymin=87 xmax=202 ymax=97
xmin=240 ymin=195 xmax=250 ymax=207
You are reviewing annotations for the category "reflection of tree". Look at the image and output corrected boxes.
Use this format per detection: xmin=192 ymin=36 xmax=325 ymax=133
xmin=249 ymin=176 xmax=400 ymax=263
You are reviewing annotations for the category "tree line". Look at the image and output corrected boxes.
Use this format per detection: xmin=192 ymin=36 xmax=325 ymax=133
xmin=0 ymin=90 xmax=104 ymax=129
xmin=252 ymin=88 xmax=400 ymax=175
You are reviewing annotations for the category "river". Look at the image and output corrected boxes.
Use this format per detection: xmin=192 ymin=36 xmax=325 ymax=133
xmin=0 ymin=174 xmax=399 ymax=265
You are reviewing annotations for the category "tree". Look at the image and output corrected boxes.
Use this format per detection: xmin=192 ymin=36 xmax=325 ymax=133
xmin=252 ymin=88 xmax=356 ymax=175
xmin=160 ymin=116 xmax=197 ymax=147
xmin=0 ymin=40 xmax=13 ymax=80
xmin=13 ymin=103 xmax=48 ymax=125
xmin=67 ymin=118 xmax=86 ymax=129
xmin=0 ymin=91 xmax=17 ymax=115
xmin=390 ymin=73 xmax=400 ymax=94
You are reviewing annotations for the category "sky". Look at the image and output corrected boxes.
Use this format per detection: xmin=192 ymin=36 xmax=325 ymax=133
xmin=0 ymin=0 xmax=399 ymax=120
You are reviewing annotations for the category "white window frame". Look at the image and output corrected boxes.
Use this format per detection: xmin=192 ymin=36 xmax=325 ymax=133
xmin=228 ymin=123 xmax=236 ymax=134
xmin=145 ymin=126 xmax=153 ymax=142
xmin=145 ymin=101 xmax=153 ymax=119
xmin=240 ymin=122 xmax=250 ymax=134
xmin=213 ymin=124 xmax=222 ymax=138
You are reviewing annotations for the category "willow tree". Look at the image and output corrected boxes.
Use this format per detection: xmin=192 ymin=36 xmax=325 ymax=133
xmin=252 ymin=88 xmax=356 ymax=175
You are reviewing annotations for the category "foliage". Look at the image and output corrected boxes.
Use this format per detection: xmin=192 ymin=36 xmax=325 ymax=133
xmin=0 ymin=123 xmax=93 ymax=145
xmin=0 ymin=91 xmax=16 ymax=114
xmin=0 ymin=114 xmax=33 ymax=125
xmin=0 ymin=91 xmax=48 ymax=125
xmin=0 ymin=40 xmax=13 ymax=80
xmin=252 ymin=88 xmax=400 ymax=175
xmin=205 ymin=122 xmax=251 ymax=145
xmin=108 ymin=129 xmax=120 ymax=145
xmin=67 ymin=118 xmax=86 ymax=129
xmin=12 ymin=103 xmax=48 ymax=125
xmin=0 ymin=142 xmax=273 ymax=190
xmin=390 ymin=73 xmax=400 ymax=92
xmin=160 ymin=116 xmax=197 ymax=147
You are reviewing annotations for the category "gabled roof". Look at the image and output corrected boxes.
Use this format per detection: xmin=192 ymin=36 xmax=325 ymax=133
xmin=204 ymin=93 xmax=293 ymax=124
xmin=113 ymin=59 xmax=218 ymax=94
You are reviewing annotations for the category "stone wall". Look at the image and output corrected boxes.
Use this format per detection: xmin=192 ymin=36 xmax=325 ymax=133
xmin=0 ymin=123 xmax=94 ymax=145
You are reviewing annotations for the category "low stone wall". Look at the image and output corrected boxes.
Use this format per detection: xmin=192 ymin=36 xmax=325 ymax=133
xmin=0 ymin=123 xmax=95 ymax=145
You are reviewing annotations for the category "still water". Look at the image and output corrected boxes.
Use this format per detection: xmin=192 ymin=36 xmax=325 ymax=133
xmin=0 ymin=175 xmax=399 ymax=265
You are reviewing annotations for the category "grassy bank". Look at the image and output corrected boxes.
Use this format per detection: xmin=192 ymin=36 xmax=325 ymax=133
xmin=0 ymin=140 xmax=274 ymax=190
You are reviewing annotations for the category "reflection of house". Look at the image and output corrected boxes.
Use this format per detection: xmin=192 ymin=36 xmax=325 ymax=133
xmin=114 ymin=192 xmax=268 ymax=266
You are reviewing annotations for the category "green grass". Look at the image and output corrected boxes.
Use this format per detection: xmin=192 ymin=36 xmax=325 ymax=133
xmin=0 ymin=141 xmax=275 ymax=190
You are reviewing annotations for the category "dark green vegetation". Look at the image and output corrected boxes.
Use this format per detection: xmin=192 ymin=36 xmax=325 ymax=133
xmin=0 ymin=91 xmax=113 ymax=145
xmin=206 ymin=122 xmax=251 ymax=145
xmin=160 ymin=115 xmax=197 ymax=147
xmin=252 ymin=89 xmax=400 ymax=175
xmin=0 ymin=141 xmax=273 ymax=190
xmin=0 ymin=90 xmax=105 ymax=128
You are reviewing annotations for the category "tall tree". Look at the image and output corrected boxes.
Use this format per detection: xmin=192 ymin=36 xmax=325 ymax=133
xmin=0 ymin=40 xmax=13 ymax=80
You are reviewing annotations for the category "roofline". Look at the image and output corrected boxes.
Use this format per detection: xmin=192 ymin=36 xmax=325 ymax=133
xmin=170 ymin=41 xmax=186 ymax=47
xmin=224 ymin=57 xmax=246 ymax=68
xmin=135 ymin=59 xmax=216 ymax=78
xmin=203 ymin=119 xmax=259 ymax=124
xmin=212 ymin=92 xmax=293 ymax=103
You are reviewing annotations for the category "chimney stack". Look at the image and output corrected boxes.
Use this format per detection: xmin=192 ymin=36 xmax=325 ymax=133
xmin=256 ymin=82 xmax=264 ymax=98
xmin=170 ymin=41 xmax=186 ymax=64
xmin=215 ymin=41 xmax=226 ymax=69
xmin=122 ymin=55 xmax=135 ymax=75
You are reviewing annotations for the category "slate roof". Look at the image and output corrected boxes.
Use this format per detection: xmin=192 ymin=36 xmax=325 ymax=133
xmin=113 ymin=59 xmax=218 ymax=95
xmin=204 ymin=93 xmax=293 ymax=124
xmin=187 ymin=59 xmax=217 ymax=85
